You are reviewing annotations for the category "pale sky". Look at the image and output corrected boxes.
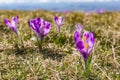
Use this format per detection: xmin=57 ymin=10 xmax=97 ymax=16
xmin=0 ymin=0 xmax=119 ymax=4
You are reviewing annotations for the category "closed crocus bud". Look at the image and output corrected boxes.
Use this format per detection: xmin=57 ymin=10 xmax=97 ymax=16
xmin=54 ymin=16 xmax=64 ymax=33
xmin=4 ymin=15 xmax=18 ymax=34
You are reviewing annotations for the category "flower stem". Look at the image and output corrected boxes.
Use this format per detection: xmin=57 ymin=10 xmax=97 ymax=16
xmin=84 ymin=54 xmax=92 ymax=79
xmin=58 ymin=27 xmax=60 ymax=36
xmin=17 ymin=31 xmax=26 ymax=53
xmin=37 ymin=37 xmax=42 ymax=53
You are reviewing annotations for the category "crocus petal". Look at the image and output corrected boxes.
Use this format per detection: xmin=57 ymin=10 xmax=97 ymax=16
xmin=76 ymin=41 xmax=88 ymax=60
xmin=4 ymin=19 xmax=12 ymax=28
xmin=82 ymin=31 xmax=90 ymax=39
xmin=35 ymin=18 xmax=40 ymax=24
xmin=28 ymin=19 xmax=37 ymax=32
xmin=82 ymin=31 xmax=91 ymax=51
xmin=54 ymin=16 xmax=59 ymax=26
xmin=54 ymin=16 xmax=58 ymax=23
xmin=35 ymin=18 xmax=42 ymax=34
xmin=75 ymin=23 xmax=83 ymax=38
xmin=75 ymin=23 xmax=83 ymax=30
xmin=87 ymin=32 xmax=95 ymax=53
xmin=76 ymin=41 xmax=84 ymax=50
xmin=29 ymin=18 xmax=42 ymax=34
xmin=74 ymin=31 xmax=80 ymax=44
xmin=82 ymin=31 xmax=95 ymax=54
xmin=11 ymin=16 xmax=18 ymax=27
xmin=58 ymin=16 xmax=63 ymax=25
xmin=43 ymin=22 xmax=51 ymax=36
xmin=74 ymin=23 xmax=83 ymax=44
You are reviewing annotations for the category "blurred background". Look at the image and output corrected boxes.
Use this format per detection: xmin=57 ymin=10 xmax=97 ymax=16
xmin=0 ymin=0 xmax=120 ymax=11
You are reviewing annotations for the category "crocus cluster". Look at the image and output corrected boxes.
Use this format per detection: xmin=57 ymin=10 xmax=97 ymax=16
xmin=3 ymin=14 xmax=96 ymax=78
xmin=4 ymin=16 xmax=95 ymax=58
xmin=74 ymin=23 xmax=95 ymax=63
xmin=54 ymin=16 xmax=64 ymax=33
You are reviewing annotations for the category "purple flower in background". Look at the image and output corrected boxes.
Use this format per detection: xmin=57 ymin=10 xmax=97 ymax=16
xmin=85 ymin=11 xmax=93 ymax=15
xmin=54 ymin=16 xmax=64 ymax=33
xmin=28 ymin=18 xmax=51 ymax=40
xmin=74 ymin=23 xmax=95 ymax=62
xmin=96 ymin=9 xmax=106 ymax=14
xmin=62 ymin=10 xmax=70 ymax=14
xmin=4 ymin=16 xmax=18 ymax=34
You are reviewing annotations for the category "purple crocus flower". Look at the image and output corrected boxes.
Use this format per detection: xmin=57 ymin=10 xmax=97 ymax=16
xmin=54 ymin=16 xmax=64 ymax=33
xmin=28 ymin=18 xmax=51 ymax=51
xmin=96 ymin=9 xmax=106 ymax=14
xmin=74 ymin=23 xmax=95 ymax=62
xmin=28 ymin=18 xmax=51 ymax=40
xmin=62 ymin=10 xmax=69 ymax=14
xmin=4 ymin=16 xmax=24 ymax=45
xmin=4 ymin=16 xmax=18 ymax=34
xmin=85 ymin=11 xmax=93 ymax=15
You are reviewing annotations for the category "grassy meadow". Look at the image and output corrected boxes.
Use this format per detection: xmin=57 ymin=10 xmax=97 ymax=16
xmin=0 ymin=10 xmax=120 ymax=80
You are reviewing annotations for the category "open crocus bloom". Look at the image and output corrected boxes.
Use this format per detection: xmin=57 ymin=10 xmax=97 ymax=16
xmin=28 ymin=18 xmax=51 ymax=40
xmin=4 ymin=16 xmax=18 ymax=34
xmin=74 ymin=23 xmax=95 ymax=62
xmin=54 ymin=16 xmax=64 ymax=33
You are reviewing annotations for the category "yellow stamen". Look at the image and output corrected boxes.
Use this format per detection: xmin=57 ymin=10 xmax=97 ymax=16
xmin=84 ymin=43 xmax=88 ymax=50
xmin=83 ymin=36 xmax=87 ymax=41
xmin=82 ymin=36 xmax=88 ymax=50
